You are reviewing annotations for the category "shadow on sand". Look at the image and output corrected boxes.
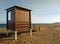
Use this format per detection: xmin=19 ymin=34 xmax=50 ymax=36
xmin=0 ymin=30 xmax=36 ymax=39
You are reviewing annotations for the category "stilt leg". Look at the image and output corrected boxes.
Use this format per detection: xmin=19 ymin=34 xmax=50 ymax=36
xmin=7 ymin=30 xmax=8 ymax=36
xmin=30 ymin=29 xmax=32 ymax=36
xmin=15 ymin=31 xmax=17 ymax=40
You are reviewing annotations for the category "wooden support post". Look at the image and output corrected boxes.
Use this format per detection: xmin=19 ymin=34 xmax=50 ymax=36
xmin=29 ymin=11 xmax=32 ymax=36
xmin=7 ymin=30 xmax=9 ymax=36
xmin=15 ymin=31 xmax=17 ymax=40
xmin=39 ymin=26 xmax=40 ymax=31
xmin=30 ymin=29 xmax=32 ymax=36
xmin=6 ymin=11 xmax=9 ymax=36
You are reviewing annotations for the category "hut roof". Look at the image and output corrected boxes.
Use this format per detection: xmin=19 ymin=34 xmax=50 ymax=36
xmin=6 ymin=5 xmax=32 ymax=11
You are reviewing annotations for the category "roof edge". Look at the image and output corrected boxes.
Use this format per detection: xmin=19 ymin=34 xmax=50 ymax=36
xmin=5 ymin=5 xmax=32 ymax=11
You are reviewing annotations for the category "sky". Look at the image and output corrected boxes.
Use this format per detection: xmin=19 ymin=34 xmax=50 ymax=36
xmin=0 ymin=0 xmax=60 ymax=24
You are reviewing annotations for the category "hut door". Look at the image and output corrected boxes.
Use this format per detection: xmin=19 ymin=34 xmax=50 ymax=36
xmin=8 ymin=11 xmax=12 ymax=30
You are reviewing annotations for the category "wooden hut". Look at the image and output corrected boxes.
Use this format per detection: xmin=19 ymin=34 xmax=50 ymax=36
xmin=6 ymin=6 xmax=32 ymax=32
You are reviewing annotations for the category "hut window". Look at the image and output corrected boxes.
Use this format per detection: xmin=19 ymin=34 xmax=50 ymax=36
xmin=8 ymin=12 xmax=11 ymax=20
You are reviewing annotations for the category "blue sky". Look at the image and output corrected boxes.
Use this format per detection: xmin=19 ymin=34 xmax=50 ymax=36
xmin=0 ymin=0 xmax=60 ymax=24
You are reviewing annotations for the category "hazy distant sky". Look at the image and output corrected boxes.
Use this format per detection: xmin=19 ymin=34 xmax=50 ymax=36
xmin=0 ymin=0 xmax=60 ymax=24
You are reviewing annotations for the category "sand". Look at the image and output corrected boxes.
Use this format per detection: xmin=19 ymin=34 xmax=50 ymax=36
xmin=0 ymin=25 xmax=60 ymax=44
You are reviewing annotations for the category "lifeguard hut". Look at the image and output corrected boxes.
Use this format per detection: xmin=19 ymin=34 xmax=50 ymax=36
xmin=6 ymin=6 xmax=32 ymax=40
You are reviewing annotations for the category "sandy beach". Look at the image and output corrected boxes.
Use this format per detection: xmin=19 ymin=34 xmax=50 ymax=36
xmin=0 ymin=25 xmax=60 ymax=44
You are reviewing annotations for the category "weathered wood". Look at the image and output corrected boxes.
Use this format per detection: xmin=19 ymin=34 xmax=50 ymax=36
xmin=6 ymin=6 xmax=32 ymax=32
xmin=6 ymin=6 xmax=32 ymax=40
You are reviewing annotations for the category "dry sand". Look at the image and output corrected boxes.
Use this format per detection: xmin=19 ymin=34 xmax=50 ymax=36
xmin=0 ymin=25 xmax=60 ymax=44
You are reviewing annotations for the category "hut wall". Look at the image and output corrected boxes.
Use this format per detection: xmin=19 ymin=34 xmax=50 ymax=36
xmin=8 ymin=10 xmax=15 ymax=30
xmin=15 ymin=8 xmax=30 ymax=31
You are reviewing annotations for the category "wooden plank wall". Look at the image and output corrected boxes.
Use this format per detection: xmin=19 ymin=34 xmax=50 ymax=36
xmin=8 ymin=10 xmax=15 ymax=31
xmin=15 ymin=8 xmax=30 ymax=32
xmin=32 ymin=25 xmax=49 ymax=31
